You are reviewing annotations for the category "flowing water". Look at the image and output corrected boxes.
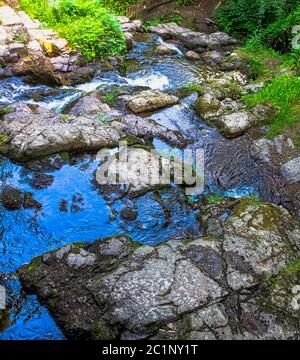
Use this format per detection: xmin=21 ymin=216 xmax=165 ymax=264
xmin=0 ymin=34 xmax=278 ymax=339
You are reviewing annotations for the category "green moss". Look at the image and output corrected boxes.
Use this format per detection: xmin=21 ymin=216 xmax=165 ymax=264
xmin=59 ymin=151 xmax=70 ymax=161
xmin=231 ymin=198 xmax=285 ymax=231
xmin=47 ymin=295 xmax=59 ymax=310
xmin=92 ymin=319 xmax=116 ymax=340
xmin=0 ymin=309 xmax=10 ymax=333
xmin=0 ymin=106 xmax=14 ymax=117
xmin=177 ymin=313 xmax=192 ymax=340
xmin=185 ymin=82 xmax=204 ymax=94
xmin=206 ymin=194 xmax=225 ymax=205
xmin=27 ymin=256 xmax=42 ymax=272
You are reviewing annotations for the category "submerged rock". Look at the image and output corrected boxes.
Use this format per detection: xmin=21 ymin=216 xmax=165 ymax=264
xmin=18 ymin=201 xmax=300 ymax=340
xmin=127 ymin=90 xmax=179 ymax=113
xmin=0 ymin=185 xmax=41 ymax=210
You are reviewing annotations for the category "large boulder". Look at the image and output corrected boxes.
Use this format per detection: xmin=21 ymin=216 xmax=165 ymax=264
xmin=18 ymin=200 xmax=300 ymax=340
xmin=149 ymin=23 xmax=239 ymax=53
xmin=127 ymin=90 xmax=179 ymax=113
xmin=0 ymin=102 xmax=187 ymax=161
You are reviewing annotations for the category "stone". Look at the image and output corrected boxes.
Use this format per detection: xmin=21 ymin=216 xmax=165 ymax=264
xmin=67 ymin=93 xmax=112 ymax=117
xmin=120 ymin=206 xmax=138 ymax=221
xmin=201 ymin=50 xmax=223 ymax=63
xmin=149 ymin=23 xmax=238 ymax=51
xmin=155 ymin=44 xmax=175 ymax=56
xmin=127 ymin=90 xmax=179 ymax=113
xmin=185 ymin=50 xmax=201 ymax=60
xmin=0 ymin=102 xmax=186 ymax=161
xmin=281 ymin=157 xmax=300 ymax=184
xmin=66 ymin=249 xmax=97 ymax=269
xmin=0 ymin=185 xmax=41 ymax=210
xmin=18 ymin=200 xmax=300 ymax=340
xmin=216 ymin=111 xmax=255 ymax=137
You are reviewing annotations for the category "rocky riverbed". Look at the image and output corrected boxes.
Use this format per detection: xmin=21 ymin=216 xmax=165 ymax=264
xmin=0 ymin=4 xmax=299 ymax=340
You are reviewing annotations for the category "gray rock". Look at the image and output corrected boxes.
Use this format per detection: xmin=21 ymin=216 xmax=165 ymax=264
xmin=18 ymin=200 xmax=300 ymax=339
xmin=66 ymin=249 xmax=97 ymax=268
xmin=281 ymin=157 xmax=300 ymax=184
xmin=0 ymin=102 xmax=186 ymax=161
xmin=127 ymin=90 xmax=179 ymax=113
xmin=149 ymin=23 xmax=238 ymax=51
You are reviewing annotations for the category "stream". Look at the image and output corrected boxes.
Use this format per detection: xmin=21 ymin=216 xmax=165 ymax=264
xmin=0 ymin=34 xmax=277 ymax=339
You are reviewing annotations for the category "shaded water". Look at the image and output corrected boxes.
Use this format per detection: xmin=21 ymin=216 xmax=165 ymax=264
xmin=0 ymin=34 xmax=276 ymax=339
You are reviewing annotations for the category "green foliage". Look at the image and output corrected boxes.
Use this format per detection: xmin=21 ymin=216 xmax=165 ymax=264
xmin=206 ymin=194 xmax=224 ymax=205
xmin=19 ymin=0 xmax=126 ymax=60
xmin=144 ymin=14 xmax=182 ymax=29
xmin=185 ymin=82 xmax=204 ymax=94
xmin=215 ymin=0 xmax=300 ymax=53
xmin=243 ymin=75 xmax=300 ymax=137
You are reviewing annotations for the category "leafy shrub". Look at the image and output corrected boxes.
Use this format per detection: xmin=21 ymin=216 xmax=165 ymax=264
xmin=19 ymin=0 xmax=126 ymax=59
xmin=215 ymin=0 xmax=300 ymax=52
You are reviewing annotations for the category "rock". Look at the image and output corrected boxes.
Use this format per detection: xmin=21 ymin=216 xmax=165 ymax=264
xmin=185 ymin=50 xmax=201 ymax=60
xmin=66 ymin=249 xmax=97 ymax=269
xmin=251 ymin=135 xmax=295 ymax=164
xmin=281 ymin=157 xmax=300 ymax=184
xmin=120 ymin=206 xmax=138 ymax=221
xmin=18 ymin=201 xmax=300 ymax=339
xmin=201 ymin=50 xmax=223 ymax=63
xmin=155 ymin=44 xmax=175 ymax=56
xmin=127 ymin=90 xmax=179 ymax=113
xmin=67 ymin=93 xmax=112 ymax=117
xmin=124 ymin=32 xmax=133 ymax=51
xmin=149 ymin=23 xmax=239 ymax=52
xmin=216 ymin=111 xmax=255 ymax=137
xmin=0 ymin=102 xmax=186 ymax=161
xmin=0 ymin=4 xmax=96 ymax=85
xmin=0 ymin=185 xmax=41 ymax=210
xmin=0 ymin=185 xmax=23 ymax=210
xmin=117 ymin=17 xmax=142 ymax=33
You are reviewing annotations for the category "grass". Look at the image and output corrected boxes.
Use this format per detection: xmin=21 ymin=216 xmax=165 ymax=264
xmin=243 ymin=75 xmax=300 ymax=142
xmin=185 ymin=82 xmax=204 ymax=94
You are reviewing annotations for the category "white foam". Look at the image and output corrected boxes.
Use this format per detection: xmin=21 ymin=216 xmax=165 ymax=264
xmin=126 ymin=73 xmax=169 ymax=90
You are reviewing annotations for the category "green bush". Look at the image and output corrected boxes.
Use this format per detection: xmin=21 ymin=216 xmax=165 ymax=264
xmin=19 ymin=0 xmax=126 ymax=59
xmin=215 ymin=0 xmax=300 ymax=52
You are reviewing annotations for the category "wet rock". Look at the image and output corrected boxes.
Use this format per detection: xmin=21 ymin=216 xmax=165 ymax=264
xmin=67 ymin=93 xmax=112 ymax=117
xmin=0 ymin=102 xmax=186 ymax=161
xmin=28 ymin=172 xmax=54 ymax=189
xmin=281 ymin=157 xmax=300 ymax=185
xmin=251 ymin=135 xmax=295 ymax=164
xmin=185 ymin=50 xmax=201 ymax=60
xmin=0 ymin=185 xmax=41 ymax=210
xmin=18 ymin=200 xmax=300 ymax=340
xmin=124 ymin=32 xmax=133 ymax=51
xmin=127 ymin=90 xmax=179 ymax=113
xmin=120 ymin=206 xmax=138 ymax=221
xmin=0 ymin=185 xmax=23 ymax=210
xmin=155 ymin=44 xmax=175 ymax=56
